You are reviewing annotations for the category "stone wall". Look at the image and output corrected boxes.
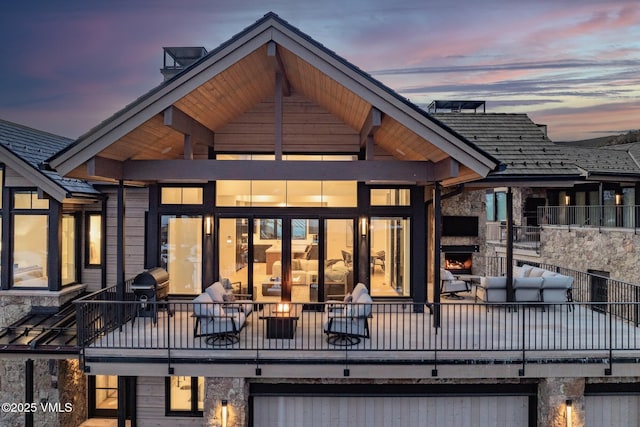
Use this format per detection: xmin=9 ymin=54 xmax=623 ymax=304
xmin=0 ymin=288 xmax=86 ymax=427
xmin=541 ymin=226 xmax=640 ymax=284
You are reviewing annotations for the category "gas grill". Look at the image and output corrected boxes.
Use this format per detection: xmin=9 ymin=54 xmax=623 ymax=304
xmin=131 ymin=267 xmax=171 ymax=324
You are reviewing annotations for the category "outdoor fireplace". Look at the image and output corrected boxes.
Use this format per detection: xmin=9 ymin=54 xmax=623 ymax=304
xmin=441 ymin=245 xmax=479 ymax=275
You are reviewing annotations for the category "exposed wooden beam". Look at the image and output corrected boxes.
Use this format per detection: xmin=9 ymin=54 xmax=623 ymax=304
xmin=163 ymin=106 xmax=214 ymax=147
xmin=115 ymin=159 xmax=445 ymax=182
xmin=427 ymin=158 xmax=459 ymax=182
xmin=274 ymin=72 xmax=283 ymax=160
xmin=267 ymin=41 xmax=291 ymax=96
xmin=360 ymin=107 xmax=382 ymax=147
xmin=87 ymin=156 xmax=124 ymax=180
xmin=184 ymin=134 xmax=193 ymax=160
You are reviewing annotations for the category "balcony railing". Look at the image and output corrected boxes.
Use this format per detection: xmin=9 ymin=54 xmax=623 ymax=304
xmin=64 ymin=256 xmax=640 ymax=375
xmin=74 ymin=295 xmax=640 ymax=375
xmin=486 ymin=223 xmax=541 ymax=252
xmin=538 ymin=205 xmax=640 ymax=230
xmin=486 ymin=256 xmax=640 ymax=326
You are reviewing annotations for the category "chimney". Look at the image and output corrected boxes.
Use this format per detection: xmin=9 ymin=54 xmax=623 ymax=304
xmin=161 ymin=47 xmax=208 ymax=81
xmin=427 ymin=100 xmax=486 ymax=114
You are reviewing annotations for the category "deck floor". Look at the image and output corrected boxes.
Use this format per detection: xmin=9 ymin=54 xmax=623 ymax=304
xmin=84 ymin=292 xmax=640 ymax=366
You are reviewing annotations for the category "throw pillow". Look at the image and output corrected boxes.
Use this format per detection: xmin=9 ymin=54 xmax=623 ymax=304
xmin=223 ymin=293 xmax=236 ymax=302
xmin=343 ymin=294 xmax=353 ymax=303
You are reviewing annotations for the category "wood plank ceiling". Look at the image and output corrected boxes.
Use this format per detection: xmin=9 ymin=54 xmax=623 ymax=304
xmin=94 ymin=42 xmax=451 ymax=166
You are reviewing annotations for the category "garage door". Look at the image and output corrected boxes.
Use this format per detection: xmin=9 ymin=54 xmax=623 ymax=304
xmin=253 ymin=395 xmax=529 ymax=427
xmin=585 ymin=395 xmax=640 ymax=426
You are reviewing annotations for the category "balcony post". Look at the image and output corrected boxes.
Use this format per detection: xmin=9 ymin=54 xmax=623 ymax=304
xmin=506 ymin=187 xmax=514 ymax=301
xmin=116 ymin=180 xmax=126 ymax=325
xmin=433 ymin=182 xmax=442 ymax=327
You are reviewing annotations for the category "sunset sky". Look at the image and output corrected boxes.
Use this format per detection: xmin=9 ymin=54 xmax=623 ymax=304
xmin=1 ymin=0 xmax=638 ymax=142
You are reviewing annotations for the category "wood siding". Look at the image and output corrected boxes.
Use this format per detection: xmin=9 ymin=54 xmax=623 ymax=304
xmin=215 ymin=92 xmax=359 ymax=153
xmin=4 ymin=165 xmax=34 ymax=187
xmin=585 ymin=395 xmax=640 ymax=426
xmin=253 ymin=395 xmax=529 ymax=427
xmin=136 ymin=376 xmax=202 ymax=426
xmin=104 ymin=187 xmax=148 ymax=284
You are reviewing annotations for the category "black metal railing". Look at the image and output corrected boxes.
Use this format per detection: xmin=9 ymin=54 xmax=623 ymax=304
xmin=538 ymin=205 xmax=640 ymax=230
xmin=74 ymin=297 xmax=640 ymax=374
xmin=485 ymin=256 xmax=640 ymax=326
xmin=74 ymin=278 xmax=136 ymax=350
xmin=485 ymin=223 xmax=541 ymax=252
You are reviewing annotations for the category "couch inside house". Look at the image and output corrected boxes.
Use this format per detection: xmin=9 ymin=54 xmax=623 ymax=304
xmin=477 ymin=264 xmax=573 ymax=303
xmin=270 ymin=258 xmax=353 ymax=299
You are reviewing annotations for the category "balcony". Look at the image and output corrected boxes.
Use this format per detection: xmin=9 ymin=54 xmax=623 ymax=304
xmin=74 ymin=264 xmax=640 ymax=379
xmin=486 ymin=223 xmax=541 ymax=253
xmin=539 ymin=205 xmax=640 ymax=230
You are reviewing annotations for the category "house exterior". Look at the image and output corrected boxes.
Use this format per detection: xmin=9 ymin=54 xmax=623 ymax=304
xmin=2 ymin=12 xmax=640 ymax=427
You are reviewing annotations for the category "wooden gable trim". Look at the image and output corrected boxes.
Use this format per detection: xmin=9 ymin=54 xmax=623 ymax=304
xmin=49 ymin=27 xmax=275 ymax=176
xmin=0 ymin=146 xmax=68 ymax=202
xmin=49 ymin=16 xmax=496 ymax=182
xmin=269 ymin=29 xmax=497 ymax=175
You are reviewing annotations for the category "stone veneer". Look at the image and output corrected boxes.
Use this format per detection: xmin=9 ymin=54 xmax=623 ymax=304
xmin=202 ymin=376 xmax=598 ymax=427
xmin=541 ymin=226 xmax=640 ymax=285
xmin=0 ymin=286 xmax=86 ymax=427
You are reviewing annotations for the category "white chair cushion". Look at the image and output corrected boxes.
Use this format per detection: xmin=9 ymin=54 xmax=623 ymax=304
xmin=193 ymin=292 xmax=213 ymax=316
xmin=441 ymin=269 xmax=455 ymax=280
xmin=542 ymin=275 xmax=573 ymax=289
xmin=205 ymin=281 xmax=226 ymax=303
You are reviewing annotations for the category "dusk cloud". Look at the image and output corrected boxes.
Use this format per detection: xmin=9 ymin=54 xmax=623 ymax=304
xmin=0 ymin=0 xmax=638 ymax=141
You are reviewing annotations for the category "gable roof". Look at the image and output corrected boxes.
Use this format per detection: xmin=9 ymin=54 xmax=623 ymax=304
xmin=432 ymin=113 xmax=584 ymax=185
xmin=47 ymin=12 xmax=499 ymax=187
xmin=0 ymin=119 xmax=99 ymax=201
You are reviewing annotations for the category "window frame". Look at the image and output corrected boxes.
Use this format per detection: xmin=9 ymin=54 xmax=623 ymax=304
xmin=164 ymin=376 xmax=204 ymax=417
xmin=84 ymin=212 xmax=104 ymax=268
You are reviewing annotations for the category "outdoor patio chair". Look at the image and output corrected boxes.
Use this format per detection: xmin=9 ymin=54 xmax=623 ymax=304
xmin=204 ymin=281 xmax=254 ymax=314
xmin=192 ymin=292 xmax=247 ymax=346
xmin=476 ymin=276 xmax=507 ymax=303
xmin=540 ymin=275 xmax=574 ymax=311
xmin=440 ymin=269 xmax=470 ymax=299
xmin=324 ymin=283 xmax=372 ymax=345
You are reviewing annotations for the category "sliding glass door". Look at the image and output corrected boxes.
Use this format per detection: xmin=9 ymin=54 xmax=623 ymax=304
xmin=160 ymin=215 xmax=202 ymax=295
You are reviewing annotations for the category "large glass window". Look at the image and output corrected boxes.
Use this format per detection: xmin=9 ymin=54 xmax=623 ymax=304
xmin=160 ymin=215 xmax=202 ymax=295
xmin=218 ymin=218 xmax=249 ymax=294
xmin=216 ymin=180 xmax=357 ymax=207
xmin=94 ymin=375 xmax=118 ymax=412
xmin=86 ymin=213 xmax=102 ymax=266
xmin=166 ymin=376 xmax=204 ymax=415
xmin=253 ymin=218 xmax=282 ymax=300
xmin=14 ymin=190 xmax=49 ymax=209
xmin=161 ymin=187 xmax=203 ymax=205
xmin=370 ymin=217 xmax=410 ymax=297
xmin=371 ymin=189 xmax=410 ymax=206
xmin=323 ymin=219 xmax=354 ymax=301
xmin=13 ymin=214 xmax=48 ymax=288
xmin=486 ymin=190 xmax=507 ymax=222
xmin=61 ymin=215 xmax=76 ymax=285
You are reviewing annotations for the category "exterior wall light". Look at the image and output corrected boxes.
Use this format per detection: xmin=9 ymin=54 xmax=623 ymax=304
xmin=360 ymin=217 xmax=368 ymax=237
xmin=566 ymin=399 xmax=572 ymax=427
xmin=205 ymin=216 xmax=213 ymax=235
xmin=615 ymin=193 xmax=622 ymax=205
xmin=564 ymin=195 xmax=570 ymax=205
xmin=221 ymin=399 xmax=228 ymax=427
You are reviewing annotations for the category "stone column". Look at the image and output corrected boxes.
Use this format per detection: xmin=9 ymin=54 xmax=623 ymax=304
xmin=538 ymin=377 xmax=585 ymax=427
xmin=204 ymin=377 xmax=249 ymax=427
